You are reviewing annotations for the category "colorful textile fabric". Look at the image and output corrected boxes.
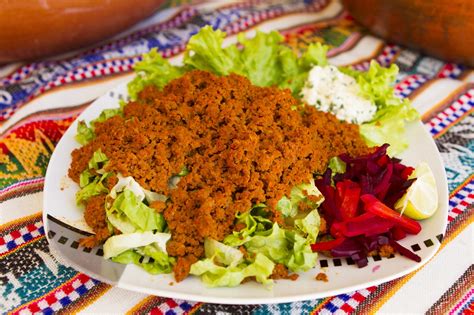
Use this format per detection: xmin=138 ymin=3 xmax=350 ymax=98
xmin=1 ymin=0 xmax=473 ymax=314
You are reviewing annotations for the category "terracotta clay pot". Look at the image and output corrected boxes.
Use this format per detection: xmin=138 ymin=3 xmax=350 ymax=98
xmin=0 ymin=0 xmax=165 ymax=63
xmin=342 ymin=0 xmax=474 ymax=66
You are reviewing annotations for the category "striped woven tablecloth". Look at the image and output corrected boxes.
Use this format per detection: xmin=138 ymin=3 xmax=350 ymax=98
xmin=1 ymin=0 xmax=473 ymax=314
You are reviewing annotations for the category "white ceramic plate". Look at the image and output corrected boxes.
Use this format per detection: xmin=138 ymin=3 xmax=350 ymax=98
xmin=43 ymin=81 xmax=449 ymax=304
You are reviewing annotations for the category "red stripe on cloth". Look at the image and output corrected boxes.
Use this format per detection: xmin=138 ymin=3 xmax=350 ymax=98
xmin=166 ymin=298 xmax=178 ymax=308
xmin=1 ymin=221 xmax=44 ymax=255
xmin=461 ymin=300 xmax=474 ymax=315
xmin=10 ymin=230 xmax=21 ymax=238
xmin=150 ymin=308 xmax=164 ymax=315
xmin=341 ymin=303 xmax=354 ymax=313
xmin=351 ymin=292 xmax=366 ymax=302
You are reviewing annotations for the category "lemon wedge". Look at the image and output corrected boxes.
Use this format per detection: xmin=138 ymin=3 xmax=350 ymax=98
xmin=395 ymin=162 xmax=438 ymax=220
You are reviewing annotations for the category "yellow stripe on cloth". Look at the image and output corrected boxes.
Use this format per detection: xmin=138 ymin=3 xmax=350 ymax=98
xmin=0 ymin=211 xmax=41 ymax=230
xmin=187 ymin=302 xmax=203 ymax=314
xmin=126 ymin=296 xmax=160 ymax=315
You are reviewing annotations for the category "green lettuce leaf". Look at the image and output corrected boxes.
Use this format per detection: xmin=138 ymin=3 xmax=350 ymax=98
xmin=139 ymin=243 xmax=175 ymax=272
xmin=190 ymin=252 xmax=274 ymax=288
xmin=328 ymin=156 xmax=346 ymax=174
xmin=244 ymin=223 xmax=290 ymax=263
xmin=276 ymin=196 xmax=293 ymax=217
xmin=360 ymin=97 xmax=418 ymax=155
xmin=109 ymin=174 xmax=167 ymax=203
xmin=300 ymin=42 xmax=329 ymax=68
xmin=242 ymin=222 xmax=318 ymax=272
xmin=107 ymin=189 xmax=166 ymax=233
xmin=111 ymin=243 xmax=174 ymax=275
xmin=278 ymin=43 xmax=328 ymax=95
xmin=76 ymin=121 xmax=95 ymax=145
xmin=347 ymin=61 xmax=401 ymax=113
xmin=76 ymin=172 xmax=109 ymax=205
xmin=103 ymin=230 xmax=170 ymax=259
xmin=76 ymin=150 xmax=111 ymax=204
xmin=106 ymin=207 xmax=137 ymax=234
xmin=284 ymin=230 xmax=318 ymax=272
xmin=75 ymin=107 xmax=123 ymax=145
xmin=342 ymin=61 xmax=419 ymax=155
xmin=177 ymin=166 xmax=189 ymax=177
xmin=109 ymin=175 xmax=145 ymax=200
xmin=294 ymin=209 xmax=320 ymax=243
xmin=128 ymin=48 xmax=184 ymax=100
xmin=224 ymin=204 xmax=273 ymax=246
xmin=79 ymin=169 xmax=94 ymax=187
xmin=276 ymin=179 xmax=324 ymax=217
xmin=243 ymin=253 xmax=275 ymax=286
xmin=184 ymin=26 xmax=243 ymax=76
xmin=225 ymin=207 xmax=319 ymax=272
xmin=190 ymin=258 xmax=245 ymax=287
xmin=237 ymin=30 xmax=284 ymax=86
xmin=102 ymin=177 xmax=173 ymax=275
xmin=106 ymin=175 xmax=167 ymax=234
xmin=204 ymin=238 xmax=244 ymax=267
xmin=88 ymin=149 xmax=108 ymax=170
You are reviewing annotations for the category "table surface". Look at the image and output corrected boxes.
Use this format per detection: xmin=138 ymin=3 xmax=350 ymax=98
xmin=1 ymin=1 xmax=473 ymax=314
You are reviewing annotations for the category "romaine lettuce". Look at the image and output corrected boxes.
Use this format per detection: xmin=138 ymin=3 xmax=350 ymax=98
xmin=342 ymin=61 xmax=419 ymax=155
xmin=129 ymin=26 xmax=328 ymax=99
xmin=224 ymin=205 xmax=319 ymax=273
xmin=284 ymin=229 xmax=318 ymax=271
xmin=75 ymin=107 xmax=123 ymax=145
xmin=276 ymin=179 xmax=324 ymax=218
xmin=103 ymin=230 xmax=170 ymax=259
xmin=294 ymin=209 xmax=320 ymax=243
xmin=328 ymin=156 xmax=346 ymax=174
xmin=190 ymin=240 xmax=274 ymax=287
xmin=184 ymin=27 xmax=244 ymax=76
xmin=128 ymin=48 xmax=185 ymax=100
xmin=76 ymin=150 xmax=110 ymax=204
xmin=75 ymin=172 xmax=109 ymax=205
xmin=224 ymin=204 xmax=273 ymax=246
xmin=204 ymin=238 xmax=244 ymax=267
xmin=111 ymin=244 xmax=174 ymax=275
xmin=360 ymin=97 xmax=418 ymax=155
xmin=76 ymin=121 xmax=95 ymax=145
xmin=88 ymin=149 xmax=108 ymax=170
xmin=107 ymin=190 xmax=165 ymax=233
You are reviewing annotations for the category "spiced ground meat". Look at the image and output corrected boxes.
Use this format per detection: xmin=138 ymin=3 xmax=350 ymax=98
xmin=315 ymin=272 xmax=328 ymax=282
xmin=271 ymin=263 xmax=299 ymax=281
xmin=79 ymin=194 xmax=110 ymax=248
xmin=69 ymin=70 xmax=368 ymax=281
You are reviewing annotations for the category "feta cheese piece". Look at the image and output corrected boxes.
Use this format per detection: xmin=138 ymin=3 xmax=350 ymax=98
xmin=301 ymin=65 xmax=377 ymax=124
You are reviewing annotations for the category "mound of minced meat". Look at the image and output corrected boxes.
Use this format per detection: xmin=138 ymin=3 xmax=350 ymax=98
xmin=68 ymin=70 xmax=368 ymax=281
